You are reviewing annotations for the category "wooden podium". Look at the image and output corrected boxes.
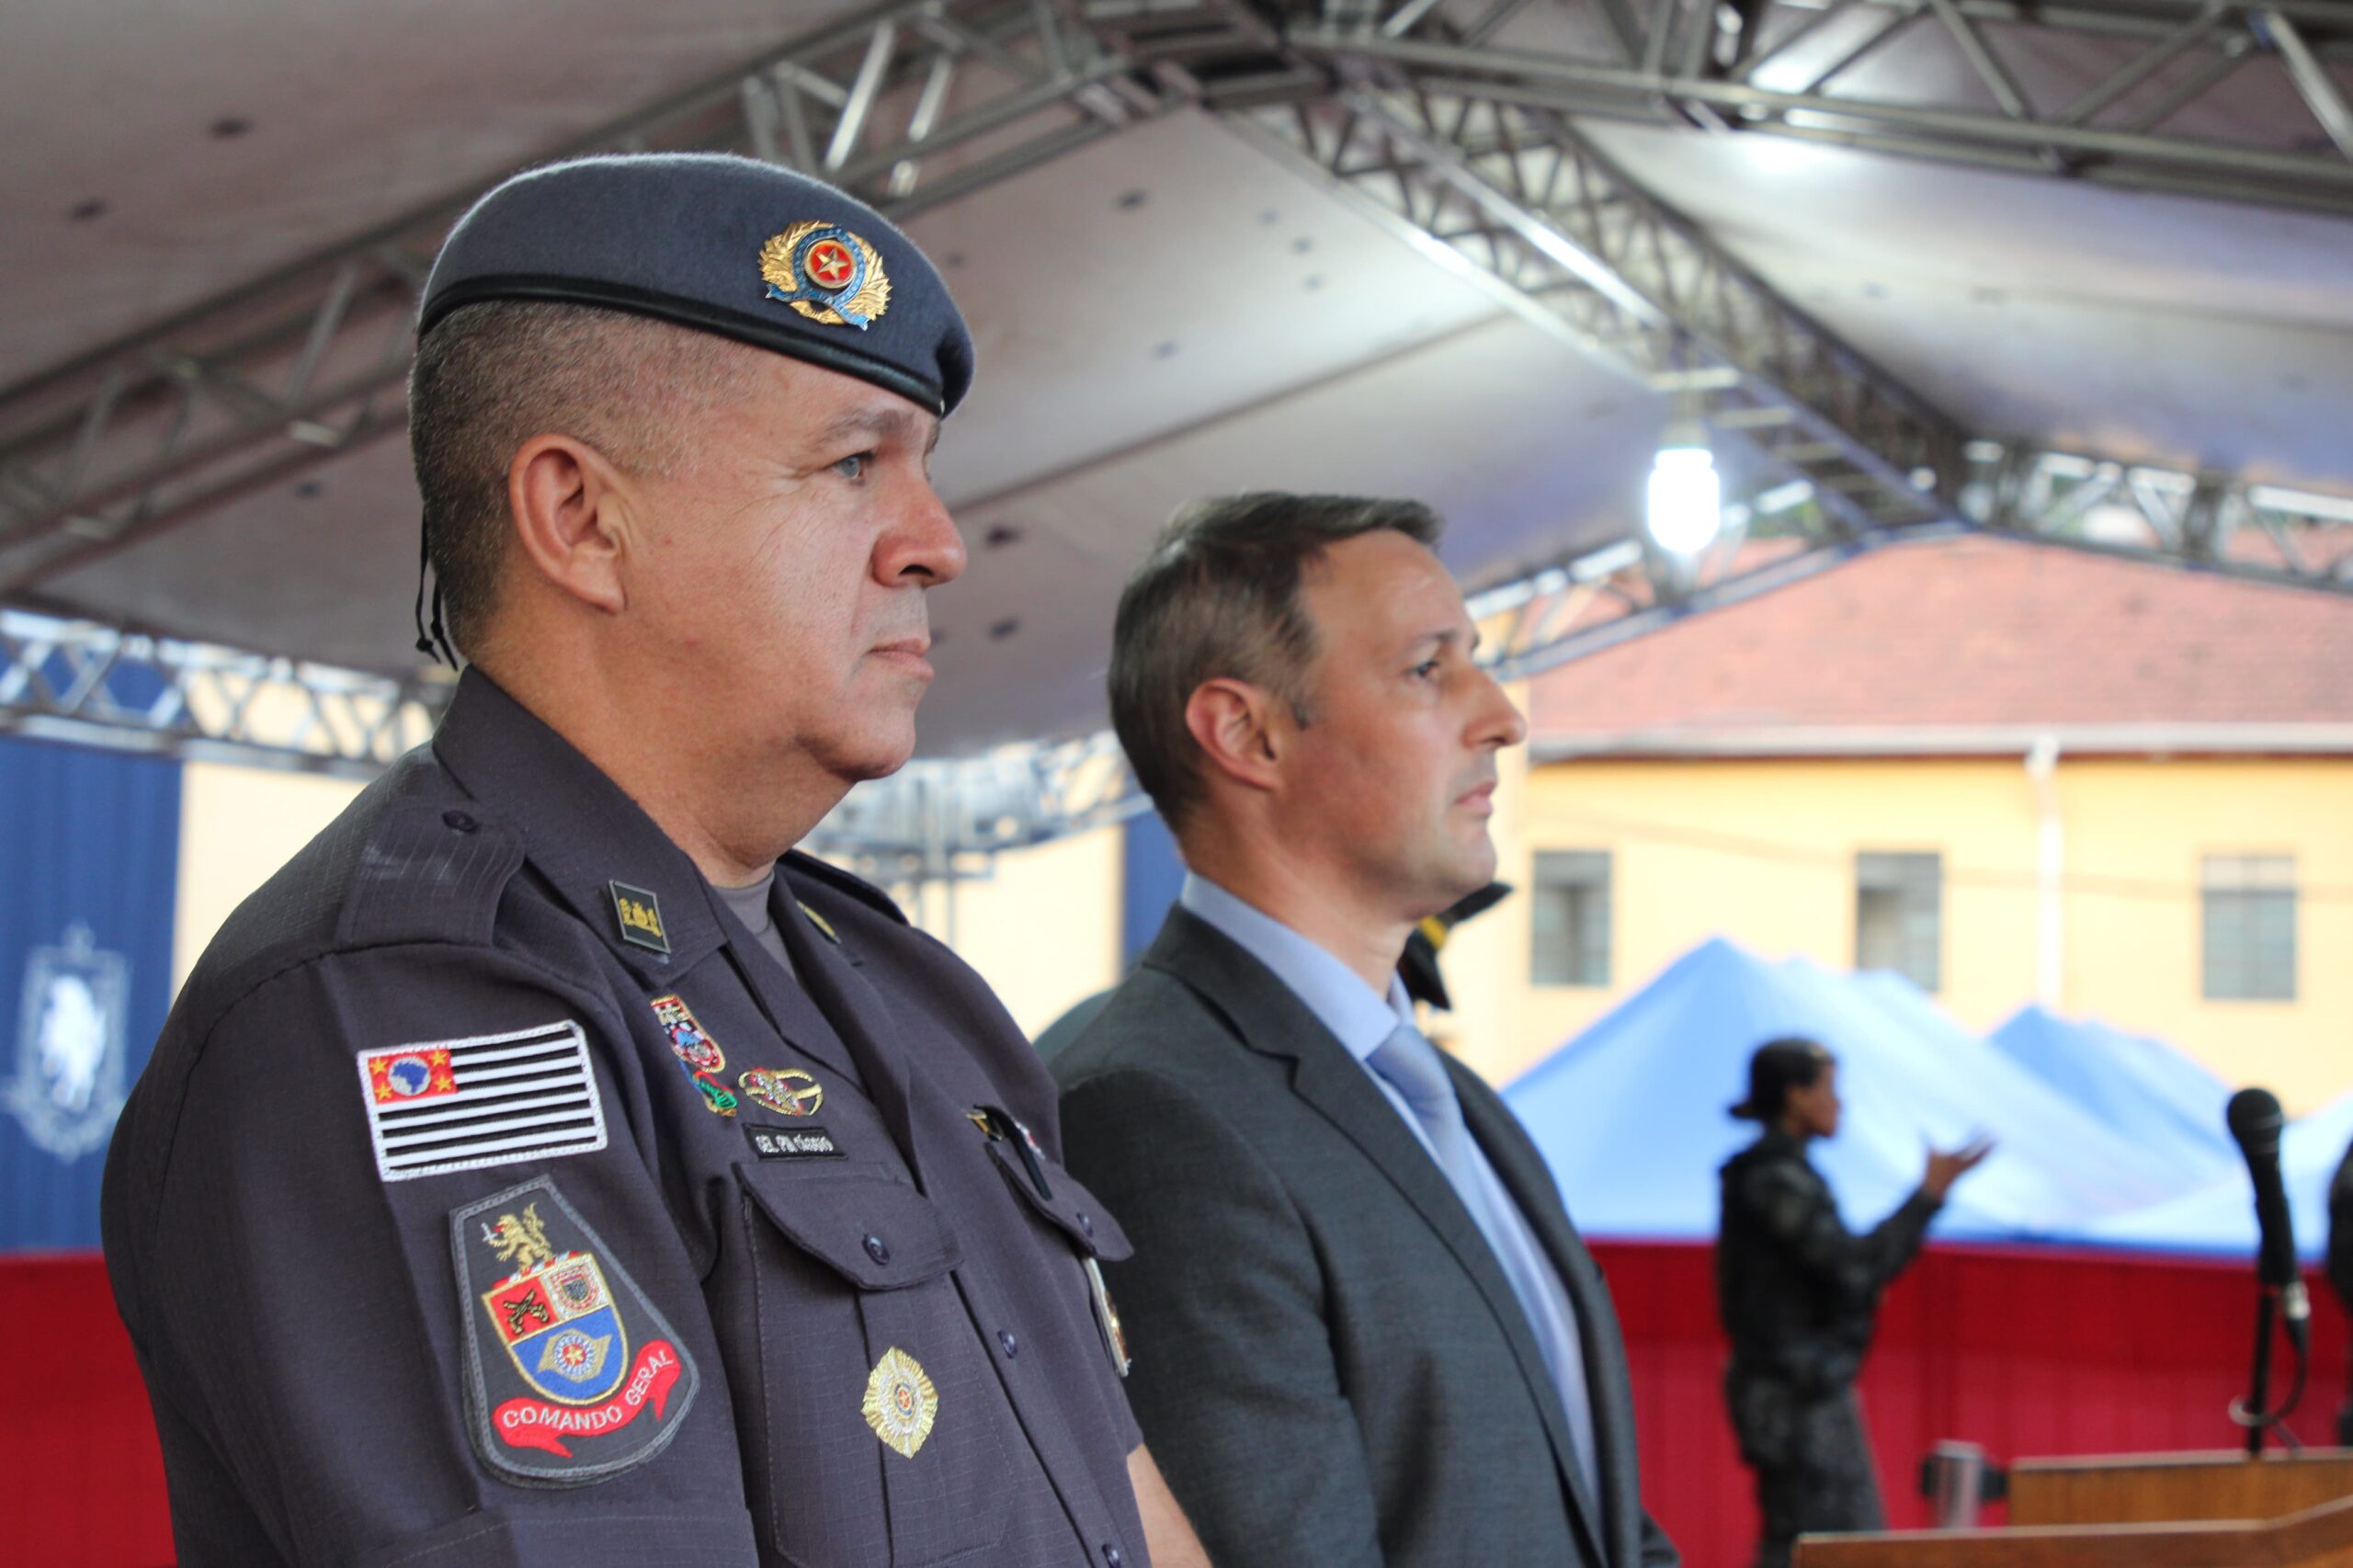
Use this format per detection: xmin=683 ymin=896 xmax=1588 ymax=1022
xmin=1794 ymin=1450 xmax=2353 ymax=1567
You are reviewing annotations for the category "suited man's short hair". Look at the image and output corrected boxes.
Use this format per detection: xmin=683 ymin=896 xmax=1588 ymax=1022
xmin=1108 ymin=492 xmax=1444 ymax=832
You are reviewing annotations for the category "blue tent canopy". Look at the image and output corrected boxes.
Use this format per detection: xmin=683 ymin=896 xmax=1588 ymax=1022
xmin=1987 ymin=1004 xmax=2236 ymax=1176
xmin=2084 ymin=1087 xmax=2353 ymax=1259
xmin=1502 ymin=939 xmax=2199 ymax=1244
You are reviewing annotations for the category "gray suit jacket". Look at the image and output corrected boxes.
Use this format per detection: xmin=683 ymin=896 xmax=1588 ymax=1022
xmin=1055 ymin=907 xmax=1677 ymax=1568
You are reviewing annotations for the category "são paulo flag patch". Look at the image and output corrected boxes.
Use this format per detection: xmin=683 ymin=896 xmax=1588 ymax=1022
xmin=449 ymin=1176 xmax=699 ymax=1485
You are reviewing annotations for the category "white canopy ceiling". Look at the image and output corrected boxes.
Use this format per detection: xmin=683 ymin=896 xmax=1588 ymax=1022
xmin=5 ymin=0 xmax=2350 ymax=756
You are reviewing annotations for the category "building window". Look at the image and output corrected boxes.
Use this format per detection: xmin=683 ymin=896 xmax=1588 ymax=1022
xmin=1532 ymin=850 xmax=1611 ymax=987
xmin=1856 ymin=851 xmax=1942 ymax=992
xmin=2202 ymin=854 xmax=2297 ymax=1002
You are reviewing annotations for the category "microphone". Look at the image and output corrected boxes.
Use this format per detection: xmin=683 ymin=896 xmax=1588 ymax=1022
xmin=2227 ymin=1087 xmax=2309 ymax=1345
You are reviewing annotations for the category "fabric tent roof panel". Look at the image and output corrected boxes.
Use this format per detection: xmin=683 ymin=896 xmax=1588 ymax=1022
xmin=1989 ymin=1004 xmax=2237 ymax=1176
xmin=1503 ymin=938 xmax=2198 ymax=1244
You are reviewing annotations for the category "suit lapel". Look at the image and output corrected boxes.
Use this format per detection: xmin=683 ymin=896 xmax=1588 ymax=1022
xmin=1143 ymin=909 xmax=1609 ymax=1565
xmin=1457 ymin=1068 xmax=1633 ymax=1563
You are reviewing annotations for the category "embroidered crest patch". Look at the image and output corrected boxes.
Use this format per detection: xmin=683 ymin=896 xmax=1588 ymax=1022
xmin=650 ymin=994 xmax=736 ymax=1115
xmin=650 ymin=994 xmax=722 ymax=1074
xmin=357 ymin=1020 xmax=606 ymax=1182
xmin=451 ymin=1176 xmax=699 ymax=1484
xmin=862 ymin=1346 xmax=937 ymax=1459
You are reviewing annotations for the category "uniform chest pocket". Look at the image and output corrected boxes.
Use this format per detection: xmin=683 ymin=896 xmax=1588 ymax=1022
xmin=984 ymin=1139 xmax=1134 ymax=1263
xmin=735 ymin=1161 xmax=1017 ymax=1568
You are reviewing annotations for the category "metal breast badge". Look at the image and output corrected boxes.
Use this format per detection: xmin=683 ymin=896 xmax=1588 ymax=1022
xmin=862 ymin=1346 xmax=937 ymax=1459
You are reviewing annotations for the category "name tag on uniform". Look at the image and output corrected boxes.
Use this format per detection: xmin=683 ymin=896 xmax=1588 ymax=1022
xmin=744 ymin=1122 xmax=843 ymax=1160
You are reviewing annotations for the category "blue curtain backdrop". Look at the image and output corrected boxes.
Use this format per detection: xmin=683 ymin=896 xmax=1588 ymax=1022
xmin=0 ymin=735 xmax=180 ymax=1252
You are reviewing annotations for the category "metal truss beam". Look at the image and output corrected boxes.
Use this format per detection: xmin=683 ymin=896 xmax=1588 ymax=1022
xmin=1964 ymin=441 xmax=2353 ymax=587
xmin=5 ymin=450 xmax=2344 ymax=851
xmin=0 ymin=0 xmax=1241 ymax=597
xmin=801 ymin=444 xmax=2353 ymax=866
xmin=0 ymin=608 xmax=448 ymax=778
xmin=802 ymin=729 xmax=1147 ymax=880
xmin=1224 ymin=81 xmax=1971 ymax=533
xmin=1288 ymin=2 xmax=2353 ymax=219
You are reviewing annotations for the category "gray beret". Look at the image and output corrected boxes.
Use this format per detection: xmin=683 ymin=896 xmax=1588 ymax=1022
xmin=419 ymin=153 xmax=974 ymax=415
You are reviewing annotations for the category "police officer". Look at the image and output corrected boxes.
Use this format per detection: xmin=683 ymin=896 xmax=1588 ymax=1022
xmin=1715 ymin=1038 xmax=1988 ymax=1568
xmin=100 ymin=153 xmax=1209 ymax=1568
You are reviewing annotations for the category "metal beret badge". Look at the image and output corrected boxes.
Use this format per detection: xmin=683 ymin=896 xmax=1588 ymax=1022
xmin=759 ymin=220 xmax=892 ymax=330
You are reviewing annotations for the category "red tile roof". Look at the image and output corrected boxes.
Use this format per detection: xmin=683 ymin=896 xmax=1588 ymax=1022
xmin=1526 ymin=532 xmax=2353 ymax=749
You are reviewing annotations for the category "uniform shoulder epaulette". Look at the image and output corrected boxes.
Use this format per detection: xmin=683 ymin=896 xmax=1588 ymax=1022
xmin=782 ymin=850 xmax=908 ymax=926
xmin=336 ymin=796 xmax=526 ymax=950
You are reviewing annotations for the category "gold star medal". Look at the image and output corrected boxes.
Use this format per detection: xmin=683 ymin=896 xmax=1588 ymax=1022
xmin=759 ymin=221 xmax=891 ymax=330
xmin=862 ymin=1346 xmax=937 ymax=1459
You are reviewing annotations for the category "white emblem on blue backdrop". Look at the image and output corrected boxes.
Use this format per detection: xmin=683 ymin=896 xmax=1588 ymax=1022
xmin=3 ymin=922 xmax=131 ymax=1161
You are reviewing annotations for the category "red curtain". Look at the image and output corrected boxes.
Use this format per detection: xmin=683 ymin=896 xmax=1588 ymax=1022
xmin=7 ymin=1243 xmax=2347 ymax=1568
xmin=1596 ymin=1239 xmax=2353 ymax=1568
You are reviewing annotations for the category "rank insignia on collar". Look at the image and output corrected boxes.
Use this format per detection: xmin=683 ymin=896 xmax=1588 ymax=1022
xmin=451 ymin=1176 xmax=699 ymax=1485
xmin=798 ymin=902 xmax=839 ymax=944
xmin=862 ymin=1346 xmax=937 ymax=1459
xmin=651 ymin=994 xmax=737 ymax=1116
xmin=759 ymin=221 xmax=891 ymax=330
xmin=608 ymin=881 xmax=669 ymax=956
xmin=740 ymin=1065 xmax=823 ymax=1118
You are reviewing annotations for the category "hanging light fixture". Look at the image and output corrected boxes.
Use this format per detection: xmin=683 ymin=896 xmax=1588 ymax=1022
xmin=1645 ymin=396 xmax=1722 ymax=556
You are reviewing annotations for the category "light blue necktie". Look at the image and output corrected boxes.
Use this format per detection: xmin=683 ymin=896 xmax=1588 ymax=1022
xmin=1368 ymin=1021 xmax=1600 ymax=1505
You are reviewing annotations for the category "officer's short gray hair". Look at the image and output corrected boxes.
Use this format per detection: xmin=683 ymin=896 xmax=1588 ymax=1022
xmin=1109 ymin=492 xmax=1444 ymax=835
xmin=406 ymin=300 xmax=752 ymax=654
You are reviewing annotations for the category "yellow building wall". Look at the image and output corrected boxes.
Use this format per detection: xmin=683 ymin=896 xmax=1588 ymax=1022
xmin=886 ymin=825 xmax=1125 ymax=1041
xmin=1432 ymin=745 xmax=2353 ymax=1114
xmin=173 ymin=763 xmax=366 ymax=993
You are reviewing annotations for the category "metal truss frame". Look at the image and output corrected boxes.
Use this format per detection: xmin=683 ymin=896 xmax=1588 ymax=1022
xmin=1224 ymin=81 xmax=1970 ymax=534
xmin=5 ymin=445 xmax=2344 ymax=853
xmin=0 ymin=607 xmax=447 ymax=777
xmin=6 ymin=0 xmax=2353 ymax=861
xmin=1965 ymin=441 xmax=2353 ymax=587
xmin=0 ymin=0 xmax=1237 ymax=594
xmin=1290 ymin=0 xmax=2353 ymax=219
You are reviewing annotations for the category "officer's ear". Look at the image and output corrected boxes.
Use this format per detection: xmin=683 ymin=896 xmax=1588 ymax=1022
xmin=506 ymin=432 xmax=631 ymax=615
xmin=1184 ymin=676 xmax=1287 ymax=798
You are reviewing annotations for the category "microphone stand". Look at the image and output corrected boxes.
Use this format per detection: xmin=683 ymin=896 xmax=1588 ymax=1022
xmin=2232 ymin=1280 xmax=2310 ymax=1454
xmin=2245 ymin=1289 xmax=2279 ymax=1457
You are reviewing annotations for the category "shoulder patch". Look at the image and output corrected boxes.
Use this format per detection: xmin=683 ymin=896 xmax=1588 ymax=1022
xmin=358 ymin=1019 xmax=607 ymax=1182
xmin=338 ymin=798 xmax=524 ymax=949
xmin=450 ymin=1176 xmax=699 ymax=1486
xmin=782 ymin=850 xmax=907 ymax=926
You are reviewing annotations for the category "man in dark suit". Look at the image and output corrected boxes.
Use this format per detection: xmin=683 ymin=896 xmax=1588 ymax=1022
xmin=1054 ymin=493 xmax=1678 ymax=1568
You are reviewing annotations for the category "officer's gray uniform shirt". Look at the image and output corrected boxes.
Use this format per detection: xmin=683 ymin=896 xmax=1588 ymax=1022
xmin=711 ymin=869 xmax=800 ymax=988
xmin=100 ymin=669 xmax=1145 ymax=1568
xmin=1177 ymin=877 xmax=1600 ymax=1498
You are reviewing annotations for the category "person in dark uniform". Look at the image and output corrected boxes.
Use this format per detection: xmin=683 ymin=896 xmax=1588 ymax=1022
xmin=100 ymin=153 xmax=1208 ymax=1568
xmin=1716 ymin=1038 xmax=1989 ymax=1568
